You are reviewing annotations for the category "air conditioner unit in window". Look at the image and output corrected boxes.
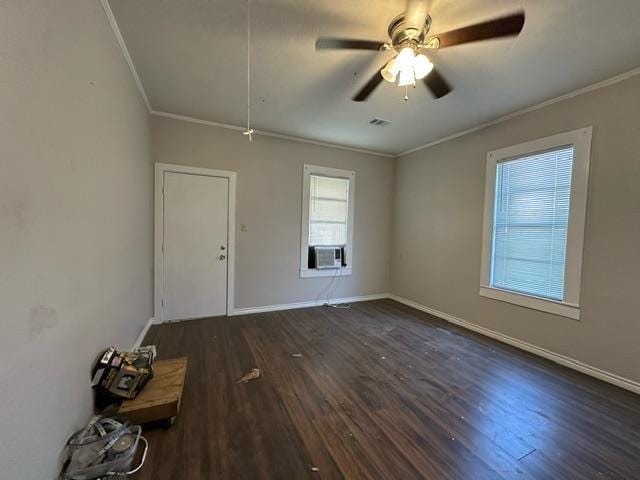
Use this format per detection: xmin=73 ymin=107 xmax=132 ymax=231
xmin=314 ymin=246 xmax=343 ymax=269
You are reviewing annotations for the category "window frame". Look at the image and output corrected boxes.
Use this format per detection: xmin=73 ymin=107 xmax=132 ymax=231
xmin=479 ymin=127 xmax=593 ymax=320
xmin=300 ymin=164 xmax=355 ymax=279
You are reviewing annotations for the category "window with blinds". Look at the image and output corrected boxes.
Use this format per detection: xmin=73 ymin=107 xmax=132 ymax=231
xmin=309 ymin=174 xmax=349 ymax=246
xmin=490 ymin=146 xmax=574 ymax=300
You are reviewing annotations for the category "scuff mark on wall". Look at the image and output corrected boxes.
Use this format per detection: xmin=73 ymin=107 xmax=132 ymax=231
xmin=2 ymin=193 xmax=31 ymax=229
xmin=28 ymin=305 xmax=59 ymax=339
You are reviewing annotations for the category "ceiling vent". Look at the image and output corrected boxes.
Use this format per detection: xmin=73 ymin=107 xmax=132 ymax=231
xmin=369 ymin=117 xmax=391 ymax=127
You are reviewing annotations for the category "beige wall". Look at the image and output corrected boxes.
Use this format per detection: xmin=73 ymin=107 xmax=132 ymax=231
xmin=392 ymin=74 xmax=640 ymax=384
xmin=2 ymin=4 xmax=637 ymax=478
xmin=151 ymin=116 xmax=394 ymax=310
xmin=0 ymin=1 xmax=152 ymax=478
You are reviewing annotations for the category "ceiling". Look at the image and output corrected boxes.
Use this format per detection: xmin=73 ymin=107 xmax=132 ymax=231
xmin=108 ymin=0 xmax=640 ymax=155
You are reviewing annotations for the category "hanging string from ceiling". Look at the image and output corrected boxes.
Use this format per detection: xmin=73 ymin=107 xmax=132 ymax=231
xmin=242 ymin=0 xmax=254 ymax=142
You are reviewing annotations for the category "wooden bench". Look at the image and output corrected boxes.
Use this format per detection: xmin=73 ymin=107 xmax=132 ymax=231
xmin=119 ymin=357 xmax=187 ymax=427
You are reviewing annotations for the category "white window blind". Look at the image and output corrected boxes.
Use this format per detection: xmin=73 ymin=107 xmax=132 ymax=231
xmin=309 ymin=174 xmax=349 ymax=246
xmin=490 ymin=146 xmax=574 ymax=301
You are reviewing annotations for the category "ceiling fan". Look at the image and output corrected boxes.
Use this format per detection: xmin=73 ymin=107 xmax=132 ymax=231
xmin=315 ymin=0 xmax=525 ymax=101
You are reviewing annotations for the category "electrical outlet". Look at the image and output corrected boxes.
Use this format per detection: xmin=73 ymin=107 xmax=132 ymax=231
xmin=240 ymin=223 xmax=248 ymax=232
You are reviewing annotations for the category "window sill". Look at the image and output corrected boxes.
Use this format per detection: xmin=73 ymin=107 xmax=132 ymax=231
xmin=300 ymin=267 xmax=352 ymax=279
xmin=479 ymin=286 xmax=580 ymax=320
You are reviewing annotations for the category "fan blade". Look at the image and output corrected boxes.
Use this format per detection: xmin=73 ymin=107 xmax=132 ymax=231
xmin=434 ymin=11 xmax=525 ymax=49
xmin=405 ymin=0 xmax=430 ymax=32
xmin=352 ymin=70 xmax=384 ymax=102
xmin=316 ymin=37 xmax=385 ymax=51
xmin=423 ymin=68 xmax=452 ymax=98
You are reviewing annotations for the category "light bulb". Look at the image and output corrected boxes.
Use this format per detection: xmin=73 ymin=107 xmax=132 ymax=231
xmin=398 ymin=67 xmax=415 ymax=87
xmin=413 ymin=54 xmax=433 ymax=80
xmin=395 ymin=47 xmax=415 ymax=72
xmin=381 ymin=58 xmax=399 ymax=83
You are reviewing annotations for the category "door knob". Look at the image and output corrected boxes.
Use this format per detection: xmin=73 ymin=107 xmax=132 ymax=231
xmin=218 ymin=254 xmax=226 ymax=261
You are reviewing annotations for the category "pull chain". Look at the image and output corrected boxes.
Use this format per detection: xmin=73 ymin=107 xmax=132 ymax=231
xmin=242 ymin=0 xmax=254 ymax=141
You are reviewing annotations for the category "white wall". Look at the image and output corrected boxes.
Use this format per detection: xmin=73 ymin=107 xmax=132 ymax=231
xmin=391 ymin=74 xmax=640 ymax=385
xmin=151 ymin=115 xmax=394 ymax=310
xmin=0 ymin=1 xmax=152 ymax=478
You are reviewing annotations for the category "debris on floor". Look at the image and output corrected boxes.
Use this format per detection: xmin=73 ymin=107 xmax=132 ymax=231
xmin=61 ymin=415 xmax=148 ymax=479
xmin=290 ymin=353 xmax=303 ymax=358
xmin=237 ymin=368 xmax=260 ymax=384
xmin=311 ymin=466 xmax=319 ymax=472
xmin=92 ymin=345 xmax=157 ymax=409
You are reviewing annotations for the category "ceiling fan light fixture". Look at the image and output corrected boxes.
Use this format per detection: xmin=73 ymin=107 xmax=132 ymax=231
xmin=386 ymin=46 xmax=417 ymax=86
xmin=381 ymin=58 xmax=399 ymax=82
xmin=398 ymin=67 xmax=415 ymax=87
xmin=413 ymin=54 xmax=433 ymax=79
xmin=395 ymin=46 xmax=415 ymax=71
xmin=381 ymin=47 xmax=432 ymax=87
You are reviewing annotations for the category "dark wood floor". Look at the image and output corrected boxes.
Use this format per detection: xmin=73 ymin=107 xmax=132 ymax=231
xmin=135 ymin=299 xmax=640 ymax=479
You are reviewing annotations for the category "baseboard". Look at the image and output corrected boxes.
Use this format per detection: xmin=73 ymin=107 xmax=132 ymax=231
xmin=132 ymin=317 xmax=154 ymax=349
xmin=229 ymin=293 xmax=389 ymax=316
xmin=389 ymin=294 xmax=640 ymax=395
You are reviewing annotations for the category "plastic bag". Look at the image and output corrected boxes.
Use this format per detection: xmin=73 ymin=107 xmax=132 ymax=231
xmin=63 ymin=416 xmax=147 ymax=479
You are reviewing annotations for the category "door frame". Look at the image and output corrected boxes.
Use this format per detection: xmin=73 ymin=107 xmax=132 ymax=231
xmin=154 ymin=163 xmax=236 ymax=322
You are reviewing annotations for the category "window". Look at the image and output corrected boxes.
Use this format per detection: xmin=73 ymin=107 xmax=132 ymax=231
xmin=309 ymin=175 xmax=349 ymax=246
xmin=491 ymin=146 xmax=573 ymax=300
xmin=480 ymin=127 xmax=592 ymax=319
xmin=300 ymin=165 xmax=355 ymax=278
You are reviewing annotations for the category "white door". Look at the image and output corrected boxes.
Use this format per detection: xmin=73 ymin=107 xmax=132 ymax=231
xmin=162 ymin=171 xmax=229 ymax=321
